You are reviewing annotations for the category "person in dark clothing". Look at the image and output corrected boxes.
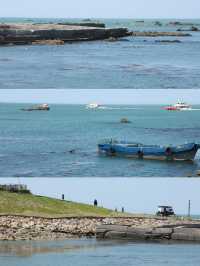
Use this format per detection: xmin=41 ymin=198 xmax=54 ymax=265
xmin=94 ymin=199 xmax=98 ymax=206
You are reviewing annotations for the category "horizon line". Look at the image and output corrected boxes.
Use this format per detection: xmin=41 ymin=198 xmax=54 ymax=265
xmin=0 ymin=101 xmax=199 ymax=106
xmin=0 ymin=16 xmax=199 ymax=20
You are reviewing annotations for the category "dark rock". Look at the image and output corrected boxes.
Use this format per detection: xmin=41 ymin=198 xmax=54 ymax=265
xmin=0 ymin=23 xmax=130 ymax=45
xmin=196 ymin=170 xmax=200 ymax=176
xmin=82 ymin=19 xmax=92 ymax=22
xmin=177 ymin=26 xmax=199 ymax=32
xmin=0 ymin=24 xmax=10 ymax=29
xmin=170 ymin=21 xmax=200 ymax=27
xmin=120 ymin=118 xmax=131 ymax=123
xmin=191 ymin=26 xmax=199 ymax=31
xmin=69 ymin=149 xmax=76 ymax=154
xmin=118 ymin=38 xmax=130 ymax=42
xmin=169 ymin=21 xmax=182 ymax=26
xmin=57 ymin=22 xmax=106 ymax=28
xmin=155 ymin=40 xmax=181 ymax=43
xmin=131 ymin=31 xmax=191 ymax=37
xmin=154 ymin=21 xmax=162 ymax=26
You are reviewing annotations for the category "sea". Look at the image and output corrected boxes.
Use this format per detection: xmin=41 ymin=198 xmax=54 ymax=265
xmin=1 ymin=103 xmax=200 ymax=177
xmin=0 ymin=18 xmax=200 ymax=89
xmin=0 ymin=239 xmax=200 ymax=266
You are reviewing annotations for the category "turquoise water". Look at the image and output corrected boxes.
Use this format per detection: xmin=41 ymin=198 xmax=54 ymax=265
xmin=0 ymin=239 xmax=200 ymax=266
xmin=1 ymin=103 xmax=200 ymax=177
xmin=0 ymin=18 xmax=200 ymax=89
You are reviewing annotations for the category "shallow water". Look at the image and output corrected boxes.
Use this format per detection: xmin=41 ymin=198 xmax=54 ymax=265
xmin=0 ymin=239 xmax=200 ymax=266
xmin=0 ymin=18 xmax=200 ymax=89
xmin=1 ymin=103 xmax=200 ymax=177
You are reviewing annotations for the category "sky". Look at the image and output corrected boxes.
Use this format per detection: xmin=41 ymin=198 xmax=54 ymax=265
xmin=0 ymin=0 xmax=199 ymax=19
xmin=0 ymin=89 xmax=200 ymax=105
xmin=1 ymin=178 xmax=200 ymax=215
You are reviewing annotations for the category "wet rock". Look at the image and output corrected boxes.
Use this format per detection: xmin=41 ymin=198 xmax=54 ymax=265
xmin=0 ymin=24 xmax=10 ymax=29
xmin=155 ymin=40 xmax=181 ymax=43
xmin=196 ymin=170 xmax=200 ymax=176
xmin=0 ymin=23 xmax=130 ymax=45
xmin=69 ymin=149 xmax=76 ymax=154
xmin=177 ymin=26 xmax=199 ymax=32
xmin=169 ymin=21 xmax=182 ymax=26
xmin=131 ymin=31 xmax=191 ymax=37
xmin=106 ymin=37 xmax=119 ymax=42
xmin=154 ymin=21 xmax=162 ymax=26
xmin=57 ymin=22 xmax=105 ymax=28
xmin=191 ymin=26 xmax=199 ymax=31
xmin=120 ymin=118 xmax=131 ymax=123
xmin=32 ymin=39 xmax=64 ymax=45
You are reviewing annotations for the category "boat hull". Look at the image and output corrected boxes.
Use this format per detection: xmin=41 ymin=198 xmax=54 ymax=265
xmin=98 ymin=142 xmax=199 ymax=161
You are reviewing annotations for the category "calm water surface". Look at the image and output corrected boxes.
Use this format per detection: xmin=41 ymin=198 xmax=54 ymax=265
xmin=0 ymin=239 xmax=200 ymax=266
xmin=0 ymin=18 xmax=200 ymax=89
xmin=0 ymin=103 xmax=200 ymax=177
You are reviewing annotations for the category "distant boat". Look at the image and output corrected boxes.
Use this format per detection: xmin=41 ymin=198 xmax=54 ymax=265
xmin=21 ymin=104 xmax=50 ymax=111
xmin=86 ymin=103 xmax=100 ymax=109
xmin=98 ymin=139 xmax=200 ymax=161
xmin=164 ymin=101 xmax=192 ymax=111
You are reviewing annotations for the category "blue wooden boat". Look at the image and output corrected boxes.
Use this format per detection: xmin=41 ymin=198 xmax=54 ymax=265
xmin=98 ymin=139 xmax=200 ymax=161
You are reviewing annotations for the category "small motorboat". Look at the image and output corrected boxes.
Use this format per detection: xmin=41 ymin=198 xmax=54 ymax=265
xmin=86 ymin=103 xmax=100 ymax=109
xmin=98 ymin=139 xmax=200 ymax=161
xmin=21 ymin=104 xmax=50 ymax=111
xmin=164 ymin=101 xmax=192 ymax=111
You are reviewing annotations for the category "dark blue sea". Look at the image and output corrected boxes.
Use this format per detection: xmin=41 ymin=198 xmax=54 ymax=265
xmin=0 ymin=18 xmax=200 ymax=89
xmin=1 ymin=103 xmax=200 ymax=177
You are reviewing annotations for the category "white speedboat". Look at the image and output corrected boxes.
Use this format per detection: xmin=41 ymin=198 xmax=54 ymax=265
xmin=164 ymin=100 xmax=192 ymax=111
xmin=86 ymin=103 xmax=100 ymax=109
xmin=174 ymin=101 xmax=192 ymax=110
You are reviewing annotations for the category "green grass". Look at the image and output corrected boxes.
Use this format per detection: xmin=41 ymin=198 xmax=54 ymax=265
xmin=0 ymin=191 xmax=128 ymax=218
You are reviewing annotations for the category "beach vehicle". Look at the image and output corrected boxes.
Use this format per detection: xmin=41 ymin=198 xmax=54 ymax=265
xmin=164 ymin=101 xmax=192 ymax=111
xmin=21 ymin=104 xmax=50 ymax=111
xmin=98 ymin=139 xmax=200 ymax=161
xmin=156 ymin=206 xmax=175 ymax=217
xmin=86 ymin=103 xmax=100 ymax=109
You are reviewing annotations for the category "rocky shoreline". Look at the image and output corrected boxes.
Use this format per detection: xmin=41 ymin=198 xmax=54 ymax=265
xmin=0 ymin=23 xmax=194 ymax=46
xmin=1 ymin=215 xmax=200 ymax=242
xmin=0 ymin=23 xmax=130 ymax=45
xmin=97 ymin=222 xmax=200 ymax=243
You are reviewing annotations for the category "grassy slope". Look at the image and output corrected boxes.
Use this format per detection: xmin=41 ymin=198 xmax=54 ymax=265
xmin=0 ymin=191 xmax=125 ymax=218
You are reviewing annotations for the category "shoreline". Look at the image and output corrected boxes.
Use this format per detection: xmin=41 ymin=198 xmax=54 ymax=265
xmin=1 ymin=215 xmax=200 ymax=242
xmin=0 ymin=22 xmax=193 ymax=46
xmin=0 ymin=23 xmax=130 ymax=45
